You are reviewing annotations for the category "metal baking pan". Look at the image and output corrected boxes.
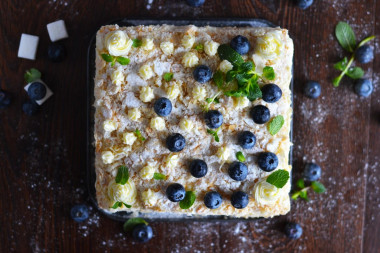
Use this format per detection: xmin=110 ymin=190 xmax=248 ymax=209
xmin=86 ymin=18 xmax=293 ymax=222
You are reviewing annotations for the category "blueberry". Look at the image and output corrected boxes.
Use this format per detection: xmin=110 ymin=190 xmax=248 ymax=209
xmin=295 ymin=0 xmax=313 ymax=9
xmin=186 ymin=0 xmax=205 ymax=7
xmin=304 ymin=162 xmax=321 ymax=181
xmin=228 ymin=161 xmax=248 ymax=181
xmin=27 ymin=82 xmax=46 ymax=101
xmin=204 ymin=110 xmax=223 ymax=129
xmin=284 ymin=222 xmax=303 ymax=239
xmin=204 ymin=191 xmax=223 ymax=209
xmin=154 ymin=97 xmax=172 ymax=116
xmin=0 ymin=90 xmax=11 ymax=109
xmin=231 ymin=191 xmax=249 ymax=209
xmin=230 ymin=35 xmax=250 ymax=55
xmin=132 ymin=224 xmax=153 ymax=243
xmin=238 ymin=131 xmax=256 ymax=149
xmin=70 ymin=204 xmax=89 ymax=223
xmin=166 ymin=133 xmax=186 ymax=152
xmin=258 ymin=152 xmax=278 ymax=172
xmin=304 ymin=81 xmax=321 ymax=99
xmin=47 ymin=43 xmax=66 ymax=62
xmin=250 ymin=105 xmax=270 ymax=124
xmin=189 ymin=159 xmax=208 ymax=178
xmin=193 ymin=65 xmax=212 ymax=83
xmin=22 ymin=101 xmax=39 ymax=116
xmin=166 ymin=183 xmax=186 ymax=202
xmin=355 ymin=45 xmax=374 ymax=64
xmin=262 ymin=84 xmax=282 ymax=103
xmin=354 ymin=79 xmax=373 ymax=97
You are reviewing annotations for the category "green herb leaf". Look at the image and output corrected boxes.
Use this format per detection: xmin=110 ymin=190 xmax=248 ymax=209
xmin=115 ymin=166 xmax=129 ymax=185
xmin=194 ymin=44 xmax=204 ymax=52
xmin=263 ymin=66 xmax=275 ymax=80
xmin=311 ymin=181 xmax=326 ymax=193
xmin=334 ymin=57 xmax=348 ymax=71
xmin=357 ymin=35 xmax=376 ymax=48
xmin=335 ymin=22 xmax=357 ymax=53
xmin=266 ymin=169 xmax=289 ymax=188
xmin=240 ymin=61 xmax=254 ymax=72
xmin=236 ymin=151 xmax=246 ymax=162
xmin=346 ymin=66 xmax=364 ymax=79
xmin=123 ymin=218 xmax=148 ymax=232
xmin=163 ymin=72 xmax=174 ymax=82
xmin=291 ymin=191 xmax=300 ymax=200
xmin=217 ymin=44 xmax=245 ymax=67
xmin=213 ymin=71 xmax=224 ymax=88
xmin=207 ymin=128 xmax=220 ymax=142
xmin=101 ymin=53 xmax=113 ymax=62
xmin=134 ymin=129 xmax=146 ymax=141
xmin=268 ymin=115 xmax=285 ymax=136
xmin=246 ymin=80 xmax=262 ymax=101
xmin=179 ymin=191 xmax=196 ymax=209
xmin=332 ymin=76 xmax=341 ymax=87
xmin=153 ymin=173 xmax=166 ymax=180
xmin=116 ymin=56 xmax=130 ymax=65
xmin=299 ymin=190 xmax=309 ymax=201
xmin=214 ymin=97 xmax=220 ymax=103
xmin=111 ymin=201 xmax=131 ymax=209
xmin=296 ymin=179 xmax=305 ymax=189
xmin=24 ymin=68 xmax=41 ymax=83
xmin=132 ymin=39 xmax=142 ymax=47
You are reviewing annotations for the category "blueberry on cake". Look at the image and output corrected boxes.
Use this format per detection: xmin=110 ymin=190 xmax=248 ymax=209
xmin=93 ymin=24 xmax=293 ymax=218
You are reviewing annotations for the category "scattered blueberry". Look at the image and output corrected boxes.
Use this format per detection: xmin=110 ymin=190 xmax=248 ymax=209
xmin=258 ymin=152 xmax=278 ymax=172
xmin=166 ymin=183 xmax=186 ymax=202
xmin=204 ymin=110 xmax=223 ymax=129
xmin=228 ymin=161 xmax=248 ymax=181
xmin=189 ymin=159 xmax=208 ymax=178
xmin=166 ymin=133 xmax=186 ymax=152
xmin=284 ymin=222 xmax=303 ymax=239
xmin=0 ymin=90 xmax=11 ymax=109
xmin=355 ymin=45 xmax=374 ymax=64
xmin=231 ymin=191 xmax=249 ymax=209
xmin=354 ymin=79 xmax=373 ymax=97
xmin=262 ymin=84 xmax=282 ymax=103
xmin=303 ymin=162 xmax=321 ymax=181
xmin=193 ymin=65 xmax=212 ymax=83
xmin=186 ymin=0 xmax=205 ymax=7
xmin=237 ymin=131 xmax=256 ymax=149
xmin=250 ymin=105 xmax=270 ymax=124
xmin=154 ymin=97 xmax=172 ymax=116
xmin=204 ymin=191 xmax=223 ymax=209
xmin=47 ymin=43 xmax=66 ymax=62
xmin=295 ymin=0 xmax=313 ymax=9
xmin=70 ymin=204 xmax=89 ymax=223
xmin=132 ymin=224 xmax=153 ymax=243
xmin=27 ymin=82 xmax=46 ymax=101
xmin=304 ymin=81 xmax=321 ymax=99
xmin=22 ymin=101 xmax=39 ymax=116
xmin=230 ymin=35 xmax=250 ymax=55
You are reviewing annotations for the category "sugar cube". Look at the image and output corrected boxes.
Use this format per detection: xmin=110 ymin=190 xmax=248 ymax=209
xmin=24 ymin=79 xmax=53 ymax=105
xmin=47 ymin=20 xmax=68 ymax=42
xmin=18 ymin=34 xmax=39 ymax=60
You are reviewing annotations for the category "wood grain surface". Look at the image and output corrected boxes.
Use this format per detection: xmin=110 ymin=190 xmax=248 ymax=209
xmin=0 ymin=0 xmax=379 ymax=252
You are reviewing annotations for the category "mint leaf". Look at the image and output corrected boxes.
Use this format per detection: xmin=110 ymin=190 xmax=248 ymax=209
xmin=291 ymin=191 xmax=300 ymax=200
xmin=116 ymin=56 xmax=130 ymax=65
xmin=246 ymin=80 xmax=262 ymax=101
xmin=335 ymin=22 xmax=357 ymax=53
xmin=214 ymin=97 xmax=220 ymax=103
xmin=226 ymin=70 xmax=237 ymax=83
xmin=101 ymin=53 xmax=113 ymax=63
xmin=213 ymin=71 xmax=224 ymax=88
xmin=240 ymin=61 xmax=254 ymax=72
xmin=236 ymin=151 xmax=246 ymax=162
xmin=134 ymin=129 xmax=146 ymax=141
xmin=268 ymin=115 xmax=284 ymax=135
xmin=24 ymin=68 xmax=41 ymax=83
xmin=266 ymin=169 xmax=289 ymax=188
xmin=334 ymin=57 xmax=348 ymax=71
xmin=194 ymin=44 xmax=204 ymax=52
xmin=132 ymin=39 xmax=142 ymax=47
xmin=163 ymin=72 xmax=173 ymax=82
xmin=296 ymin=179 xmax=305 ymax=189
xmin=207 ymin=128 xmax=220 ymax=142
xmin=217 ymin=44 xmax=245 ymax=67
xmin=123 ymin=218 xmax=148 ymax=232
xmin=263 ymin=66 xmax=275 ymax=80
xmin=346 ymin=66 xmax=364 ymax=79
xmin=179 ymin=191 xmax=196 ymax=209
xmin=111 ymin=201 xmax=131 ymax=209
xmin=311 ymin=181 xmax=326 ymax=193
xmin=299 ymin=190 xmax=309 ymax=201
xmin=153 ymin=173 xmax=166 ymax=180
xmin=115 ymin=166 xmax=129 ymax=185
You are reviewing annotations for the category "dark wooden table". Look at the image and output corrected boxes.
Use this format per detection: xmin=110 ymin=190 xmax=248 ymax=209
xmin=1 ymin=0 xmax=379 ymax=252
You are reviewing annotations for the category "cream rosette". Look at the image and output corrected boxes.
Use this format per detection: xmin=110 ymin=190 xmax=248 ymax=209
xmin=254 ymin=31 xmax=284 ymax=61
xmin=253 ymin=178 xmax=282 ymax=206
xmin=107 ymin=180 xmax=137 ymax=205
xmin=105 ymin=30 xmax=133 ymax=56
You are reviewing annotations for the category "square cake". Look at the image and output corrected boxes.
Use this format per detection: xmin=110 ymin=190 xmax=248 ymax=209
xmin=93 ymin=24 xmax=293 ymax=218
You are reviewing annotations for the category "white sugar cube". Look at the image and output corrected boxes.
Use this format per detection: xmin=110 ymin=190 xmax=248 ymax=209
xmin=24 ymin=79 xmax=53 ymax=105
xmin=47 ymin=20 xmax=68 ymax=42
xmin=18 ymin=34 xmax=39 ymax=60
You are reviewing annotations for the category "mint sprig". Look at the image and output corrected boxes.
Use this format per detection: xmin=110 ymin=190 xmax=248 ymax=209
xmin=268 ymin=115 xmax=284 ymax=136
xmin=101 ymin=53 xmax=130 ymax=67
xmin=266 ymin=169 xmax=289 ymax=188
xmin=24 ymin=68 xmax=41 ymax=83
xmin=134 ymin=129 xmax=146 ymax=141
xmin=194 ymin=44 xmax=204 ymax=52
xmin=163 ymin=72 xmax=173 ymax=82
xmin=333 ymin=22 xmax=375 ymax=87
xmin=179 ymin=191 xmax=196 ymax=209
xmin=132 ymin=39 xmax=142 ymax=48
xmin=115 ymin=166 xmax=129 ymax=185
xmin=123 ymin=218 xmax=148 ymax=232
xmin=207 ymin=127 xmax=220 ymax=142
xmin=111 ymin=201 xmax=132 ymax=209
xmin=153 ymin=172 xmax=166 ymax=180
xmin=203 ymin=91 xmax=222 ymax=112
xmin=291 ymin=179 xmax=326 ymax=201
xmin=236 ymin=151 xmax=246 ymax=162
